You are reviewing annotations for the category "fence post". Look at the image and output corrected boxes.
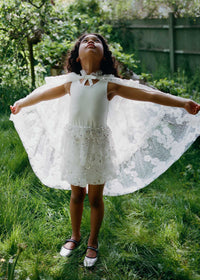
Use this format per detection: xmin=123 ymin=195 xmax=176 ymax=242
xmin=169 ymin=12 xmax=175 ymax=73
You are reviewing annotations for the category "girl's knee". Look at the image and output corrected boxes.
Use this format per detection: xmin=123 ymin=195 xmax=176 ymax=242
xmin=88 ymin=193 xmax=104 ymax=208
xmin=89 ymin=197 xmax=104 ymax=208
xmin=71 ymin=185 xmax=86 ymax=204
xmin=88 ymin=184 xmax=104 ymax=208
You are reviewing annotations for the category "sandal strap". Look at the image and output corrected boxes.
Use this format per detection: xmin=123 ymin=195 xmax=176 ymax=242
xmin=65 ymin=239 xmax=80 ymax=246
xmin=87 ymin=246 xmax=98 ymax=253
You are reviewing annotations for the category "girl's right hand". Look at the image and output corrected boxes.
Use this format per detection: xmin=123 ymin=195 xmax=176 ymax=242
xmin=10 ymin=101 xmax=22 ymax=114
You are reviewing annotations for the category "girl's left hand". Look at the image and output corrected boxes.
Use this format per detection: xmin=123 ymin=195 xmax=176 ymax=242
xmin=184 ymin=100 xmax=200 ymax=115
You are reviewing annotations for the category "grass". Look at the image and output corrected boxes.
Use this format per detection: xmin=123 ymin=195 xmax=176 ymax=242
xmin=0 ymin=113 xmax=200 ymax=280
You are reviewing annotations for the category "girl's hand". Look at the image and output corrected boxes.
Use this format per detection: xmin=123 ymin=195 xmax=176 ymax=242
xmin=10 ymin=101 xmax=22 ymax=114
xmin=184 ymin=100 xmax=200 ymax=115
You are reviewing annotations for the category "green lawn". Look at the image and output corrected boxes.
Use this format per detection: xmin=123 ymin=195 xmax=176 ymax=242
xmin=0 ymin=114 xmax=200 ymax=280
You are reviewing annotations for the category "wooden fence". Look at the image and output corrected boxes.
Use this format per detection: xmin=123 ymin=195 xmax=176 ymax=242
xmin=113 ymin=13 xmax=200 ymax=75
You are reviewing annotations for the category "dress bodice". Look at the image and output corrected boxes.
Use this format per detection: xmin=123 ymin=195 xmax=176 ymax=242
xmin=69 ymin=79 xmax=109 ymax=127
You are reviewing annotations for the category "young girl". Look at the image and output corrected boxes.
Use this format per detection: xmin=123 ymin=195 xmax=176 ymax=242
xmin=10 ymin=33 xmax=200 ymax=267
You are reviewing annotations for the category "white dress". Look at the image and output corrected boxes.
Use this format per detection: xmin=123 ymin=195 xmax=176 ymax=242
xmin=10 ymin=70 xmax=200 ymax=196
xmin=60 ymin=78 xmax=118 ymax=187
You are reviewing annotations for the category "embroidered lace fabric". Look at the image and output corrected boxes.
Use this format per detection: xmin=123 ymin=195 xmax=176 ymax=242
xmin=10 ymin=71 xmax=200 ymax=196
xmin=61 ymin=124 xmax=118 ymax=187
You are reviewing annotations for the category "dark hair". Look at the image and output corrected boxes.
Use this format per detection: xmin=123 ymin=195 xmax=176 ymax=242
xmin=66 ymin=33 xmax=120 ymax=77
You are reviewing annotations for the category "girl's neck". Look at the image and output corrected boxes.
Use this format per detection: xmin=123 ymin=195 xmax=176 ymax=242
xmin=82 ymin=66 xmax=101 ymax=75
xmin=80 ymin=59 xmax=101 ymax=75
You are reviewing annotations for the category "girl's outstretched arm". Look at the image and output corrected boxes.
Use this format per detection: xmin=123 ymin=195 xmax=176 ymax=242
xmin=10 ymin=82 xmax=71 ymax=114
xmin=107 ymin=82 xmax=200 ymax=115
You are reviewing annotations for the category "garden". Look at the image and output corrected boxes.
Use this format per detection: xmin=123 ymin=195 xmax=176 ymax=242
xmin=0 ymin=0 xmax=200 ymax=279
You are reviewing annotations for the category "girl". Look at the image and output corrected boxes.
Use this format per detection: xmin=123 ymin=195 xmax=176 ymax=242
xmin=10 ymin=33 xmax=200 ymax=267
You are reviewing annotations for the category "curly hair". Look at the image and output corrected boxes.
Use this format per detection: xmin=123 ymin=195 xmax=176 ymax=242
xmin=66 ymin=33 xmax=120 ymax=77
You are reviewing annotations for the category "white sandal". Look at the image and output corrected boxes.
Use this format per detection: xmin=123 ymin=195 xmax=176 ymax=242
xmin=83 ymin=246 xmax=98 ymax=267
xmin=60 ymin=239 xmax=80 ymax=257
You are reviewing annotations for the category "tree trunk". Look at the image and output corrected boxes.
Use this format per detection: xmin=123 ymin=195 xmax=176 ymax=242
xmin=27 ymin=38 xmax=35 ymax=89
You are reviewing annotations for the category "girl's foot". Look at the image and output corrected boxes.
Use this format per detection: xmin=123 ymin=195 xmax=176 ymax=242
xmin=86 ymin=246 xmax=98 ymax=258
xmin=84 ymin=244 xmax=98 ymax=267
xmin=60 ymin=237 xmax=81 ymax=257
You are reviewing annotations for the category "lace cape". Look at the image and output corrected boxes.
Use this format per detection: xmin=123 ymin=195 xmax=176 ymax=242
xmin=10 ymin=72 xmax=200 ymax=196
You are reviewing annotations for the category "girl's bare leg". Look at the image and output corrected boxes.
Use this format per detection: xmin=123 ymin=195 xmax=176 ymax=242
xmin=64 ymin=185 xmax=86 ymax=250
xmin=87 ymin=183 xmax=105 ymax=257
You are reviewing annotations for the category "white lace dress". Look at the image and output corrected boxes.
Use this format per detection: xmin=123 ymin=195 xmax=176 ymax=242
xmin=10 ymin=70 xmax=200 ymax=196
xmin=60 ymin=78 xmax=118 ymax=187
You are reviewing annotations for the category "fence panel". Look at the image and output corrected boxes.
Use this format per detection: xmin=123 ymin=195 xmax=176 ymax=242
xmin=113 ymin=14 xmax=200 ymax=75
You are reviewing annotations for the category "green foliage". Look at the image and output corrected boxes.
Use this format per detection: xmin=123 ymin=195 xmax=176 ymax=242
xmin=7 ymin=243 xmax=27 ymax=280
xmin=33 ymin=0 xmax=114 ymax=72
xmin=68 ymin=0 xmax=102 ymax=17
xmin=0 ymin=86 xmax=30 ymax=114
xmin=139 ymin=70 xmax=200 ymax=102
xmin=0 ymin=116 xmax=200 ymax=279
xmin=1 ymin=0 xmax=200 ymax=114
xmin=0 ymin=0 xmax=54 ymax=88
xmin=0 ymin=0 xmax=140 ymax=112
xmin=102 ymin=0 xmax=200 ymax=19
xmin=176 ymin=69 xmax=200 ymax=100
xmin=152 ymin=78 xmax=187 ymax=96
xmin=110 ymin=43 xmax=138 ymax=75
xmin=0 ymin=0 xmax=114 ymax=87
xmin=35 ymin=37 xmax=73 ymax=69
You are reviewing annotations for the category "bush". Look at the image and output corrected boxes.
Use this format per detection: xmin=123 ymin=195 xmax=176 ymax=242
xmin=139 ymin=71 xmax=200 ymax=101
xmin=0 ymin=86 xmax=30 ymax=114
xmin=152 ymin=78 xmax=187 ymax=96
xmin=110 ymin=42 xmax=138 ymax=77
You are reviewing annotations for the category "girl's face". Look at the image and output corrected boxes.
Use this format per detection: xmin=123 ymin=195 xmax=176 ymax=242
xmin=78 ymin=34 xmax=104 ymax=63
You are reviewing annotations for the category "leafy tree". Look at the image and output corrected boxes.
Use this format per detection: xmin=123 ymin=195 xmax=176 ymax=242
xmin=101 ymin=0 xmax=200 ymax=19
xmin=0 ymin=0 xmax=138 ymax=114
xmin=134 ymin=0 xmax=200 ymax=18
xmin=0 ymin=0 xmax=59 ymax=88
xmin=0 ymin=0 xmax=112 ymax=88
